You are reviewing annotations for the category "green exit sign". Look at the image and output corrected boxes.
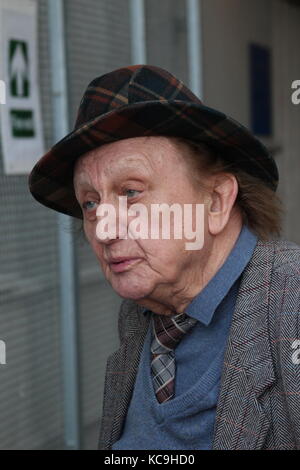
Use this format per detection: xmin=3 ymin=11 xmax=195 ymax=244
xmin=9 ymin=39 xmax=29 ymax=98
xmin=10 ymin=109 xmax=35 ymax=137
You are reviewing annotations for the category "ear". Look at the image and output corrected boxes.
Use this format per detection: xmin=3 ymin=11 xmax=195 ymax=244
xmin=207 ymin=173 xmax=239 ymax=235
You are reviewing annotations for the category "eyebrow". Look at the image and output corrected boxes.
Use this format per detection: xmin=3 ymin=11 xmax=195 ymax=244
xmin=73 ymin=175 xmax=97 ymax=197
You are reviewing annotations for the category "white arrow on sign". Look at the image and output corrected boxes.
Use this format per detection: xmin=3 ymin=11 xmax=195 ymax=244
xmin=10 ymin=43 xmax=28 ymax=97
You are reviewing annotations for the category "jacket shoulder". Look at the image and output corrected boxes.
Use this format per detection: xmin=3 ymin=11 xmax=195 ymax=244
xmin=271 ymin=238 xmax=300 ymax=277
xmin=267 ymin=239 xmax=300 ymax=447
xmin=117 ymin=298 xmax=147 ymax=343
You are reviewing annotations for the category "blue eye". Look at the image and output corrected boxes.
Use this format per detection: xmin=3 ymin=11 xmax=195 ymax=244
xmin=82 ymin=201 xmax=97 ymax=211
xmin=126 ymin=189 xmax=140 ymax=198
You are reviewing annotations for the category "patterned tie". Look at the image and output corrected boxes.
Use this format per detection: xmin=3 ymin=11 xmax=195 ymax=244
xmin=150 ymin=312 xmax=197 ymax=403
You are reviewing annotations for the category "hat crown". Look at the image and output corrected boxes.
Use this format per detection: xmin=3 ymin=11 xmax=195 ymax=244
xmin=75 ymin=65 xmax=203 ymax=129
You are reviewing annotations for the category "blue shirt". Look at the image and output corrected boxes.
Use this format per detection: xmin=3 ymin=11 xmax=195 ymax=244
xmin=112 ymin=225 xmax=258 ymax=450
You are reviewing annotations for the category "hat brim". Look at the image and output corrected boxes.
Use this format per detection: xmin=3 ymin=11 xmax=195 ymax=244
xmin=28 ymin=100 xmax=278 ymax=219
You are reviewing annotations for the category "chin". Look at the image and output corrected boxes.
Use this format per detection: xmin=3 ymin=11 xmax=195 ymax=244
xmin=110 ymin=275 xmax=153 ymax=301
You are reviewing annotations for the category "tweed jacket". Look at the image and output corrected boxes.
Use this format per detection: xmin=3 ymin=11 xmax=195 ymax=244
xmin=98 ymin=238 xmax=300 ymax=450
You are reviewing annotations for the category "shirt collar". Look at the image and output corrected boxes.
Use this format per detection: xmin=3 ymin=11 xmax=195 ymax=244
xmin=141 ymin=225 xmax=258 ymax=325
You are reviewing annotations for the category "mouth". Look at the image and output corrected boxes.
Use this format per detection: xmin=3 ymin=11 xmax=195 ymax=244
xmin=108 ymin=257 xmax=143 ymax=273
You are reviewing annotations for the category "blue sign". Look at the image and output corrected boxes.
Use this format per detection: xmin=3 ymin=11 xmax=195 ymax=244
xmin=249 ymin=43 xmax=272 ymax=137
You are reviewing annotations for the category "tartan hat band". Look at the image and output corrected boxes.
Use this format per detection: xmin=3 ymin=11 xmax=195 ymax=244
xmin=28 ymin=64 xmax=279 ymax=219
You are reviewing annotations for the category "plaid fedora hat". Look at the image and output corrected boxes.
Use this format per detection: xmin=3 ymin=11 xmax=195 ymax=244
xmin=28 ymin=64 xmax=279 ymax=218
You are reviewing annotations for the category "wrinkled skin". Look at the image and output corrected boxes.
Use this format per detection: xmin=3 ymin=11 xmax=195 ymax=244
xmin=73 ymin=136 xmax=242 ymax=316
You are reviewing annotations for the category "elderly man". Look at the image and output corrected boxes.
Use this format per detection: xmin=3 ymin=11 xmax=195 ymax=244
xmin=29 ymin=65 xmax=300 ymax=450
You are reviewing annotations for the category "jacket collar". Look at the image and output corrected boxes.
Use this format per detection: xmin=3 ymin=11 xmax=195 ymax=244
xmin=212 ymin=239 xmax=276 ymax=449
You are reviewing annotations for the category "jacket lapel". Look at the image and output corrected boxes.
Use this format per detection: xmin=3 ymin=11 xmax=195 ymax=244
xmin=212 ymin=239 xmax=276 ymax=449
xmin=98 ymin=304 xmax=151 ymax=450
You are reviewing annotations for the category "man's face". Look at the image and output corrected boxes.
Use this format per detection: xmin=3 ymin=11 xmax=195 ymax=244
xmin=73 ymin=136 xmax=210 ymax=305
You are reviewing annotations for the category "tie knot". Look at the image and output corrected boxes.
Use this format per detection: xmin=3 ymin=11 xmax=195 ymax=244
xmin=151 ymin=312 xmax=197 ymax=355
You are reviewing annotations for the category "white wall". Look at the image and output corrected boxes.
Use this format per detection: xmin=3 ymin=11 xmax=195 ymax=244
xmin=272 ymin=0 xmax=300 ymax=243
xmin=201 ymin=0 xmax=300 ymax=243
xmin=202 ymin=0 xmax=273 ymax=126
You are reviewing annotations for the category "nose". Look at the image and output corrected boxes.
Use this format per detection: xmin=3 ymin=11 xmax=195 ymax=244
xmin=94 ymin=197 xmax=128 ymax=244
